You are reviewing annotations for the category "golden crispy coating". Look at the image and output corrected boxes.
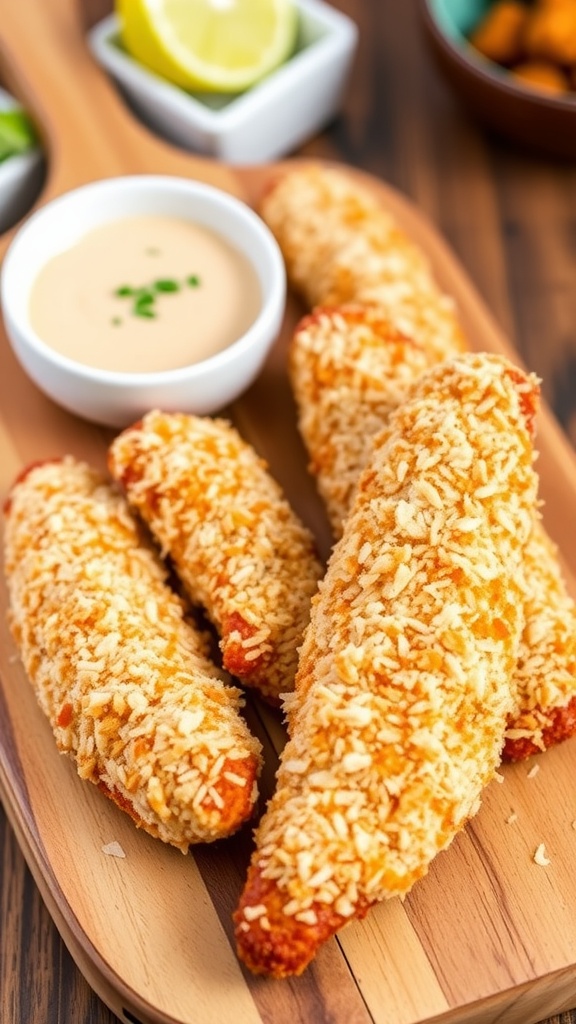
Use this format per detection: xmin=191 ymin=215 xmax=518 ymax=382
xmin=3 ymin=458 xmax=262 ymax=851
xmin=288 ymin=306 xmax=408 ymax=533
xmin=234 ymin=353 xmax=540 ymax=977
xmin=289 ymin=305 xmax=450 ymax=535
xmin=504 ymin=521 xmax=576 ymax=760
xmin=108 ymin=411 xmax=323 ymax=705
xmin=289 ymin=302 xmax=576 ymax=761
xmin=259 ymin=165 xmax=466 ymax=363
xmin=468 ymin=1 xmax=528 ymax=64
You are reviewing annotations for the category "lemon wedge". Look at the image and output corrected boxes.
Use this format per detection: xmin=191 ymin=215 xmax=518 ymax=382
xmin=116 ymin=0 xmax=299 ymax=93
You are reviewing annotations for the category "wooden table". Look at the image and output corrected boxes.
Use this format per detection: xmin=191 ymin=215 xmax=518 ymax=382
xmin=1 ymin=1 xmax=576 ymax=1022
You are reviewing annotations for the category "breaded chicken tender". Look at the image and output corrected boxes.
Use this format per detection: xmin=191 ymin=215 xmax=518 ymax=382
xmin=3 ymin=458 xmax=262 ymax=850
xmin=289 ymin=303 xmax=576 ymax=761
xmin=260 ymin=165 xmax=466 ymax=363
xmin=234 ymin=353 xmax=540 ymax=977
xmin=108 ymin=411 xmax=323 ymax=706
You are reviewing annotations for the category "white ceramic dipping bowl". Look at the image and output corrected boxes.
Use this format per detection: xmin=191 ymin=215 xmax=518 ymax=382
xmin=1 ymin=174 xmax=286 ymax=428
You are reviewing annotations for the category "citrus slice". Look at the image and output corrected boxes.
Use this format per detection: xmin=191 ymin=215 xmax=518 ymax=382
xmin=116 ymin=0 xmax=299 ymax=93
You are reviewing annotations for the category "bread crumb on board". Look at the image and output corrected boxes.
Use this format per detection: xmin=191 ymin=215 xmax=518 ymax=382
xmin=526 ymin=763 xmax=540 ymax=779
xmin=506 ymin=812 xmax=518 ymax=824
xmin=102 ymin=841 xmax=126 ymax=859
xmin=533 ymin=843 xmax=551 ymax=866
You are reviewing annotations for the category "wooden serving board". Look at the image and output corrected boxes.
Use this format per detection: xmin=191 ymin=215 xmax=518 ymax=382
xmin=2 ymin=3 xmax=576 ymax=1023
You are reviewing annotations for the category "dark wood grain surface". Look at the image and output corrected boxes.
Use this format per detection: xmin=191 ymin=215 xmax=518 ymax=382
xmin=1 ymin=0 xmax=576 ymax=1021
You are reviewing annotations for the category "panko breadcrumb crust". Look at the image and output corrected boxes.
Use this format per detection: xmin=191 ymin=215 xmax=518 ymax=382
xmin=234 ymin=352 xmax=540 ymax=978
xmin=289 ymin=305 xmax=438 ymax=534
xmin=108 ymin=411 xmax=323 ymax=705
xmin=505 ymin=521 xmax=576 ymax=759
xmin=266 ymin=162 xmax=576 ymax=764
xmin=289 ymin=302 xmax=576 ymax=761
xmin=259 ymin=164 xmax=467 ymax=362
xmin=3 ymin=458 xmax=262 ymax=851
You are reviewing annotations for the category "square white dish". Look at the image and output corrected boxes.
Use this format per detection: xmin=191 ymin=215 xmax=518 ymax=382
xmin=87 ymin=0 xmax=358 ymax=164
xmin=0 ymin=87 xmax=43 ymax=235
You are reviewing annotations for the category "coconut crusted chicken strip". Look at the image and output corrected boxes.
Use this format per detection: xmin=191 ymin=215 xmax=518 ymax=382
xmin=234 ymin=352 xmax=540 ymax=978
xmin=3 ymin=458 xmax=262 ymax=851
xmin=259 ymin=163 xmax=466 ymax=363
xmin=108 ymin=411 xmax=323 ymax=706
xmin=290 ymin=305 xmax=576 ymax=761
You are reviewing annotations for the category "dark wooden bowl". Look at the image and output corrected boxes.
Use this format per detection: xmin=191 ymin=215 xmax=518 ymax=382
xmin=419 ymin=0 xmax=576 ymax=160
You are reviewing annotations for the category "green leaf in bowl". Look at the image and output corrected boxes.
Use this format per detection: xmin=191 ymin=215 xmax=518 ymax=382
xmin=0 ymin=109 xmax=38 ymax=163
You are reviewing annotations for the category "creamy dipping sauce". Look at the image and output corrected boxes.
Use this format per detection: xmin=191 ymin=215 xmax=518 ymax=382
xmin=29 ymin=215 xmax=262 ymax=374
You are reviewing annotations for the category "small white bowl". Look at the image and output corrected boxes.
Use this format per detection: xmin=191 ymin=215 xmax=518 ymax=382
xmin=87 ymin=0 xmax=358 ymax=164
xmin=1 ymin=174 xmax=286 ymax=428
xmin=0 ymin=87 xmax=43 ymax=235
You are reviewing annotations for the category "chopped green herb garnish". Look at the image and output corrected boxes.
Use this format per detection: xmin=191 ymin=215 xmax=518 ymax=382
xmin=146 ymin=247 xmax=161 ymax=256
xmin=154 ymin=279 xmax=180 ymax=292
xmin=134 ymin=294 xmax=156 ymax=318
xmin=111 ymin=316 xmax=122 ymax=326
xmin=113 ymin=274 xmax=201 ymax=320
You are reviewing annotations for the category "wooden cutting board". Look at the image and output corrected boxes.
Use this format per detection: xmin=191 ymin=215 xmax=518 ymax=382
xmin=2 ymin=3 xmax=576 ymax=1023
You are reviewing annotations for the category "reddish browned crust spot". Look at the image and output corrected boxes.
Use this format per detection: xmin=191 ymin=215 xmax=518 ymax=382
xmin=505 ymin=366 xmax=540 ymax=439
xmin=57 ymin=703 xmax=73 ymax=728
xmin=3 ymin=459 xmax=63 ymax=515
xmin=503 ymin=695 xmax=576 ymax=761
xmin=99 ymin=753 xmax=259 ymax=838
xmin=107 ymin=458 xmax=141 ymax=491
xmin=210 ymin=754 xmax=260 ymax=833
xmin=234 ymin=865 xmax=370 ymax=978
xmin=220 ymin=613 xmax=281 ymax=707
xmin=97 ymin=779 xmax=147 ymax=831
xmin=221 ymin=611 xmax=266 ymax=678
xmin=106 ymin=420 xmax=145 ymax=489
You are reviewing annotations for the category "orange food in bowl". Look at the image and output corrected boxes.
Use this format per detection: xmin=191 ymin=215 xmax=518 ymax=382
xmin=469 ymin=1 xmax=528 ymax=64
xmin=468 ymin=0 xmax=576 ymax=98
xmin=510 ymin=58 xmax=571 ymax=91
xmin=523 ymin=1 xmax=576 ymax=64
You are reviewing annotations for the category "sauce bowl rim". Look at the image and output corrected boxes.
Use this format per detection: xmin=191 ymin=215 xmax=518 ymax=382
xmin=1 ymin=173 xmax=286 ymax=386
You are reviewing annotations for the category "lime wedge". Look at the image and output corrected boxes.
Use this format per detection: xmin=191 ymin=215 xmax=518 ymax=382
xmin=116 ymin=0 xmax=299 ymax=93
